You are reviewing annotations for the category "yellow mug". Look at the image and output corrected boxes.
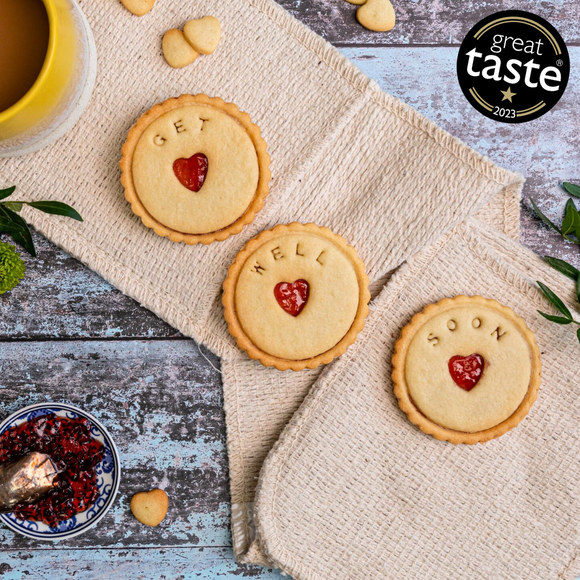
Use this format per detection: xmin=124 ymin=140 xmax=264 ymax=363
xmin=0 ymin=0 xmax=96 ymax=157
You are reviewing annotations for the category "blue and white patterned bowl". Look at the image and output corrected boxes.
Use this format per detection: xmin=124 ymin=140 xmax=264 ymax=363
xmin=0 ymin=403 xmax=121 ymax=541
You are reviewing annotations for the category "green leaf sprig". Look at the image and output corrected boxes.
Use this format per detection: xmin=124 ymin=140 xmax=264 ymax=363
xmin=530 ymin=184 xmax=580 ymax=245
xmin=532 ymin=182 xmax=580 ymax=343
xmin=0 ymin=186 xmax=82 ymax=257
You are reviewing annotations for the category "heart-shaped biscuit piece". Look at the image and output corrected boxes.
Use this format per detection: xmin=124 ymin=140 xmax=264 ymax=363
xmin=130 ymin=489 xmax=169 ymax=527
xmin=120 ymin=0 xmax=155 ymax=17
xmin=163 ymin=29 xmax=199 ymax=69
xmin=184 ymin=16 xmax=222 ymax=55
xmin=356 ymin=0 xmax=396 ymax=32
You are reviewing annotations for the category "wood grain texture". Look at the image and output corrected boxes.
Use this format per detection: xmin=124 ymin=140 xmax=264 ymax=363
xmin=0 ymin=340 xmax=226 ymax=549
xmin=0 ymin=232 xmax=179 ymax=340
xmin=0 ymin=341 xmax=283 ymax=577
xmin=276 ymin=0 xmax=580 ymax=46
xmin=0 ymin=547 xmax=280 ymax=579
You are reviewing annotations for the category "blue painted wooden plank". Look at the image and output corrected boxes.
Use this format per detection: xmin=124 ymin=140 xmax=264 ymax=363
xmin=0 ymin=547 xmax=285 ymax=579
xmin=0 ymin=232 xmax=179 ymax=339
xmin=0 ymin=340 xmax=230 ymax=549
xmin=274 ymin=0 xmax=580 ymax=46
xmin=0 ymin=339 xmax=289 ymax=576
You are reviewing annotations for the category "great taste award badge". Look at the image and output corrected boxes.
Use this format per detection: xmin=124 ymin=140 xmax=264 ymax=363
xmin=457 ymin=10 xmax=570 ymax=123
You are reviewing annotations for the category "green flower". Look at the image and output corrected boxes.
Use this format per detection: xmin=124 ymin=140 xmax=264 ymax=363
xmin=0 ymin=241 xmax=26 ymax=294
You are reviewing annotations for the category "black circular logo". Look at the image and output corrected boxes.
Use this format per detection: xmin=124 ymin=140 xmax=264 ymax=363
xmin=457 ymin=10 xmax=570 ymax=123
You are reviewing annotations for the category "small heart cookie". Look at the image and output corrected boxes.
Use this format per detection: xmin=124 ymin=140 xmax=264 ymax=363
xmin=163 ymin=29 xmax=199 ymax=69
xmin=357 ymin=0 xmax=396 ymax=32
xmin=130 ymin=489 xmax=169 ymax=527
xmin=183 ymin=16 xmax=222 ymax=55
xmin=120 ymin=0 xmax=155 ymax=17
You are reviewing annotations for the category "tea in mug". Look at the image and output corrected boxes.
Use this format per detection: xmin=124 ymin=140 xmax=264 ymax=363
xmin=0 ymin=0 xmax=50 ymax=113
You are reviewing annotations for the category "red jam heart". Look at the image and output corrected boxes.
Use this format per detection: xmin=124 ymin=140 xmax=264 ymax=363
xmin=274 ymin=280 xmax=309 ymax=317
xmin=448 ymin=354 xmax=485 ymax=391
xmin=173 ymin=153 xmax=208 ymax=192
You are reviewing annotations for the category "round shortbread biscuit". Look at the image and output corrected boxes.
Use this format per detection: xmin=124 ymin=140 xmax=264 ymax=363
xmin=223 ymin=223 xmax=370 ymax=371
xmin=120 ymin=95 xmax=270 ymax=244
xmin=392 ymin=296 xmax=542 ymax=444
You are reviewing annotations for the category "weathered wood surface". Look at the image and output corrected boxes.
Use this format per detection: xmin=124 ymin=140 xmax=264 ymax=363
xmin=0 ymin=341 xmax=282 ymax=578
xmin=0 ymin=340 xmax=225 ymax=549
xmin=0 ymin=548 xmax=275 ymax=579
xmin=0 ymin=233 xmax=179 ymax=340
xmin=1 ymin=2 xmax=579 ymax=579
xmin=276 ymin=0 xmax=580 ymax=46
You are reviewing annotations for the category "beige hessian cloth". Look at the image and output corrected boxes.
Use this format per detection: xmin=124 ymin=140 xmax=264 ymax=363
xmin=0 ymin=0 xmax=525 ymax=573
xmin=254 ymin=220 xmax=580 ymax=580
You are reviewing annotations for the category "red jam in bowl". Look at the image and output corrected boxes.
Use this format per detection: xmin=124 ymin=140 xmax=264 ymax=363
xmin=0 ymin=414 xmax=105 ymax=527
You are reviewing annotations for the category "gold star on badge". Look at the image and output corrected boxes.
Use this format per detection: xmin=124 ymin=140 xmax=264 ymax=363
xmin=500 ymin=87 xmax=517 ymax=103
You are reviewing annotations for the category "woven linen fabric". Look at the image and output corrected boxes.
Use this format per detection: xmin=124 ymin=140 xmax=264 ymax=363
xmin=222 ymin=189 xmax=522 ymax=566
xmin=0 ymin=0 xmax=524 ymax=569
xmin=253 ymin=219 xmax=580 ymax=580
